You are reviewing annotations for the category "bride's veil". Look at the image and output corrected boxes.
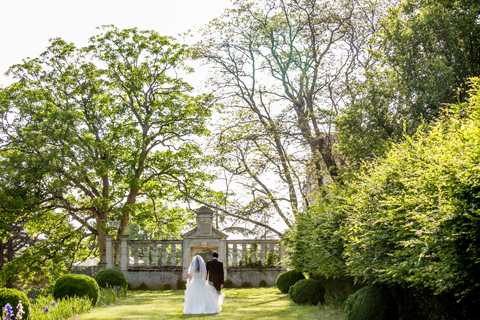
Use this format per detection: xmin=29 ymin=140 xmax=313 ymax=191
xmin=188 ymin=255 xmax=207 ymax=280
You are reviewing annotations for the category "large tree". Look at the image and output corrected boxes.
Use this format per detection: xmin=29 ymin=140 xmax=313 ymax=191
xmin=0 ymin=26 xmax=212 ymax=263
xmin=195 ymin=0 xmax=384 ymax=233
xmin=337 ymin=0 xmax=480 ymax=165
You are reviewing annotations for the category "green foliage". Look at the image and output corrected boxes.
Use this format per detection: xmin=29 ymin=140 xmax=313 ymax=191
xmin=344 ymin=286 xmax=397 ymax=320
xmin=312 ymin=276 xmax=359 ymax=305
xmin=276 ymin=270 xmax=305 ymax=294
xmin=94 ymin=268 xmax=127 ymax=290
xmin=342 ymin=78 xmax=480 ymax=296
xmin=176 ymin=279 xmax=186 ymax=290
xmin=30 ymin=295 xmax=92 ymax=320
xmin=288 ymin=279 xmax=325 ymax=305
xmin=53 ymin=274 xmax=100 ymax=305
xmin=0 ymin=288 xmax=30 ymax=319
xmin=286 ymin=184 xmax=347 ymax=279
xmin=258 ymin=280 xmax=268 ymax=287
xmin=338 ymin=0 xmax=480 ymax=165
xmin=223 ymin=279 xmax=234 ymax=288
xmin=0 ymin=25 xmax=213 ymax=265
xmin=96 ymin=287 xmax=126 ymax=306
xmin=161 ymin=284 xmax=172 ymax=290
xmin=240 ymin=282 xmax=252 ymax=288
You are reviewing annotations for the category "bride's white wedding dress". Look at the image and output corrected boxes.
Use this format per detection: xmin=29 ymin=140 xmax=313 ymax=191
xmin=183 ymin=255 xmax=224 ymax=315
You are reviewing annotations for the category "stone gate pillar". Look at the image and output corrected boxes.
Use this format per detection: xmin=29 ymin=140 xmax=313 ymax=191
xmin=182 ymin=206 xmax=228 ymax=279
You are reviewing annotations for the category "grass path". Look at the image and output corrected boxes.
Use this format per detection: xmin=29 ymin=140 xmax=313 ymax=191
xmin=78 ymin=288 xmax=344 ymax=320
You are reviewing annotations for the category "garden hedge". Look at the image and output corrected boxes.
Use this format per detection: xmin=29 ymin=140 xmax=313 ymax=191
xmin=53 ymin=274 xmax=100 ymax=305
xmin=344 ymin=286 xmax=397 ymax=320
xmin=288 ymin=279 xmax=325 ymax=305
xmin=276 ymin=270 xmax=305 ymax=293
xmin=0 ymin=288 xmax=30 ymax=319
xmin=94 ymin=268 xmax=127 ymax=289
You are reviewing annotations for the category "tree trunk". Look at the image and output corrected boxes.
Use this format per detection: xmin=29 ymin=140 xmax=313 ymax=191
xmin=96 ymin=211 xmax=107 ymax=265
xmin=5 ymin=239 xmax=14 ymax=288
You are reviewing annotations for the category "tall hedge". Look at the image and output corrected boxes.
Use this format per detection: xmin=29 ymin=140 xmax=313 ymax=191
xmin=286 ymin=187 xmax=347 ymax=279
xmin=342 ymin=78 xmax=480 ymax=297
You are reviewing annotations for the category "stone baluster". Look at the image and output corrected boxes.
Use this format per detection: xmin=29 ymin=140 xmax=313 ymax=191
xmin=260 ymin=242 xmax=266 ymax=265
xmin=251 ymin=243 xmax=257 ymax=264
xmin=159 ymin=243 xmax=165 ymax=266
xmin=144 ymin=242 xmax=151 ymax=266
xmin=241 ymin=243 xmax=247 ymax=265
xmin=151 ymin=242 xmax=158 ymax=267
xmin=232 ymin=243 xmax=238 ymax=267
xmin=131 ymin=243 xmax=138 ymax=266
xmin=170 ymin=243 xmax=177 ymax=266
xmin=277 ymin=242 xmax=285 ymax=265
xmin=120 ymin=235 xmax=129 ymax=271
xmin=105 ymin=236 xmax=113 ymax=268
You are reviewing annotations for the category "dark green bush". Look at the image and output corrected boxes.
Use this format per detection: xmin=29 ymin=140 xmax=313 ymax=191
xmin=94 ymin=268 xmax=127 ymax=289
xmin=0 ymin=288 xmax=30 ymax=319
xmin=342 ymin=79 xmax=480 ymax=297
xmin=276 ymin=270 xmax=305 ymax=293
xmin=345 ymin=286 xmax=397 ymax=320
xmin=177 ymin=279 xmax=186 ymax=290
xmin=288 ymin=279 xmax=325 ymax=305
xmin=224 ymin=279 xmax=234 ymax=288
xmin=161 ymin=283 xmax=172 ymax=290
xmin=285 ymin=189 xmax=348 ymax=279
xmin=240 ymin=282 xmax=252 ymax=288
xmin=311 ymin=275 xmax=359 ymax=305
xmin=258 ymin=280 xmax=268 ymax=287
xmin=53 ymin=274 xmax=100 ymax=305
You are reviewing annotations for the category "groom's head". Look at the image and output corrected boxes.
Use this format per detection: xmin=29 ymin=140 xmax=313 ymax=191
xmin=212 ymin=252 xmax=219 ymax=259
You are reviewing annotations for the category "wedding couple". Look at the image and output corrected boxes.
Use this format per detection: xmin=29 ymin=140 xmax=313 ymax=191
xmin=183 ymin=252 xmax=225 ymax=315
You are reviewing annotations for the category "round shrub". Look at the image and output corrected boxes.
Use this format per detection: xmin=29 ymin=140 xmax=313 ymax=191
xmin=0 ymin=288 xmax=30 ymax=319
xmin=288 ymin=279 xmax=325 ymax=305
xmin=53 ymin=274 xmax=100 ymax=305
xmin=224 ymin=279 xmax=235 ymax=288
xmin=258 ymin=280 xmax=268 ymax=287
xmin=94 ymin=268 xmax=127 ymax=289
xmin=276 ymin=270 xmax=305 ymax=293
xmin=240 ymin=282 xmax=252 ymax=288
xmin=177 ymin=279 xmax=186 ymax=290
xmin=345 ymin=286 xmax=397 ymax=320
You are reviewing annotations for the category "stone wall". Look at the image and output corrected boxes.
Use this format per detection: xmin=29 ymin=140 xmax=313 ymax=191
xmin=125 ymin=267 xmax=183 ymax=289
xmin=227 ymin=267 xmax=284 ymax=287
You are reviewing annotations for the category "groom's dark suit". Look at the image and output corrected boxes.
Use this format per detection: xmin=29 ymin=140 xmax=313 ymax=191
xmin=206 ymin=258 xmax=224 ymax=292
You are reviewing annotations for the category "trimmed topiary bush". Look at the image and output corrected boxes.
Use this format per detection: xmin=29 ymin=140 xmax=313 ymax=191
xmin=161 ymin=283 xmax=172 ymax=290
xmin=0 ymin=288 xmax=30 ymax=319
xmin=53 ymin=274 xmax=100 ymax=305
xmin=276 ymin=270 xmax=305 ymax=293
xmin=258 ymin=280 xmax=268 ymax=287
xmin=288 ymin=279 xmax=325 ymax=305
xmin=94 ymin=268 xmax=127 ymax=290
xmin=224 ymin=279 xmax=234 ymax=288
xmin=345 ymin=286 xmax=397 ymax=320
xmin=177 ymin=279 xmax=186 ymax=290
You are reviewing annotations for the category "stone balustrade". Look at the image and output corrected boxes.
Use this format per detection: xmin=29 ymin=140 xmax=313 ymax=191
xmin=106 ymin=236 xmax=182 ymax=270
xmin=226 ymin=240 xmax=283 ymax=268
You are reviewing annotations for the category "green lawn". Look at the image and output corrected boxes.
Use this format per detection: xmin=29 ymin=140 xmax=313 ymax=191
xmin=78 ymin=288 xmax=344 ymax=320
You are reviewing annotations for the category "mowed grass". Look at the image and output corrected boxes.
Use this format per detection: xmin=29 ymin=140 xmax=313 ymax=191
xmin=78 ymin=288 xmax=344 ymax=320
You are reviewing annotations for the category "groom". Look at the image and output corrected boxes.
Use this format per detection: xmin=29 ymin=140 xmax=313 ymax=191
xmin=206 ymin=252 xmax=224 ymax=292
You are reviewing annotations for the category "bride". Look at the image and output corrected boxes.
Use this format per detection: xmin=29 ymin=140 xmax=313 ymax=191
xmin=183 ymin=255 xmax=223 ymax=315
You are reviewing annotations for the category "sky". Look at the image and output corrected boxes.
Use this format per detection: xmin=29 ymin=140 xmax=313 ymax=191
xmin=0 ymin=0 xmax=231 ymax=86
